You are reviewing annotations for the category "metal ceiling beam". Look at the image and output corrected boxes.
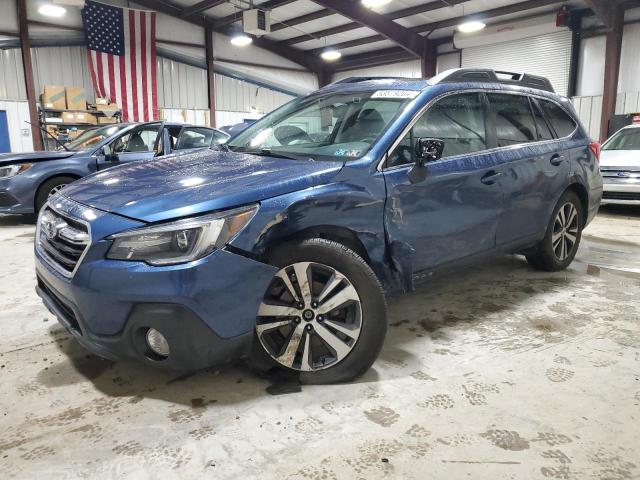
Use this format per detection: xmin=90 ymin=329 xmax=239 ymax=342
xmin=213 ymin=0 xmax=297 ymax=28
xmin=309 ymin=0 xmax=427 ymax=56
xmin=333 ymin=36 xmax=453 ymax=73
xmin=180 ymin=0 xmax=226 ymax=18
xmin=271 ymin=8 xmax=333 ymax=32
xmin=133 ymin=0 xmax=322 ymax=72
xmin=310 ymin=0 xmax=565 ymax=55
xmin=283 ymin=0 xmax=469 ymax=46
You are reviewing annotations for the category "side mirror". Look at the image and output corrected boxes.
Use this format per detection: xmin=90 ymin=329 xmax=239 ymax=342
xmin=415 ymin=138 xmax=444 ymax=165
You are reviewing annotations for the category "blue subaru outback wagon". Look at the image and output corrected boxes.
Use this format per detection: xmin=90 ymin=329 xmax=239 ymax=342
xmin=35 ymin=69 xmax=603 ymax=383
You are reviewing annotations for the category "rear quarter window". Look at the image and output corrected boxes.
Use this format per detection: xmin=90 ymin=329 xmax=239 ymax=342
xmin=539 ymin=100 xmax=577 ymax=138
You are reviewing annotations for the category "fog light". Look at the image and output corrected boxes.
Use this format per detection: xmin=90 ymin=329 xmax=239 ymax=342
xmin=146 ymin=328 xmax=170 ymax=357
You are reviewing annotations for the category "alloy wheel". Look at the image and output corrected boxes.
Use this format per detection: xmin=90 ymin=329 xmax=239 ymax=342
xmin=256 ymin=262 xmax=362 ymax=372
xmin=552 ymin=202 xmax=579 ymax=261
xmin=48 ymin=184 xmax=67 ymax=198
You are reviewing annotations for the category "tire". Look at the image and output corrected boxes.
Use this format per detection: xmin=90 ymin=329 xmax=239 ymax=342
xmin=35 ymin=176 xmax=77 ymax=212
xmin=526 ymin=191 xmax=583 ymax=272
xmin=249 ymin=238 xmax=387 ymax=384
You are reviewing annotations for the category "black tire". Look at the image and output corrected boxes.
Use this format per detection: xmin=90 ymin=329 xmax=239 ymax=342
xmin=526 ymin=191 xmax=583 ymax=271
xmin=248 ymin=238 xmax=387 ymax=384
xmin=35 ymin=176 xmax=77 ymax=212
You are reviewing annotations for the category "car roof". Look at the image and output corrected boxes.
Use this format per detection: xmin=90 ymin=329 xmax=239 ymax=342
xmin=118 ymin=121 xmax=222 ymax=130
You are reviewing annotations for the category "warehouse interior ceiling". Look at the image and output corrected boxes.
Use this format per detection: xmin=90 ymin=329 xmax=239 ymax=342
xmin=1 ymin=0 xmax=638 ymax=90
xmin=145 ymin=0 xmax=593 ymax=72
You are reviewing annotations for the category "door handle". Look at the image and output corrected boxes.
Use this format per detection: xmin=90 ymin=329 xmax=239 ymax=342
xmin=550 ymin=154 xmax=566 ymax=166
xmin=481 ymin=171 xmax=502 ymax=185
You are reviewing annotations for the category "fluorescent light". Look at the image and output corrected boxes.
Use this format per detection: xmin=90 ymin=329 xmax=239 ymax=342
xmin=231 ymin=34 xmax=253 ymax=47
xmin=321 ymin=49 xmax=342 ymax=62
xmin=457 ymin=21 xmax=486 ymax=33
xmin=39 ymin=4 xmax=67 ymax=17
xmin=362 ymin=0 xmax=392 ymax=8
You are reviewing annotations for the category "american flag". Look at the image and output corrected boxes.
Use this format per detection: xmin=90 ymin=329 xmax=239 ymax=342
xmin=81 ymin=0 xmax=157 ymax=122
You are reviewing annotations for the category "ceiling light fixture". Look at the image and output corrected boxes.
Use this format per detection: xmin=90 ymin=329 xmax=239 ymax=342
xmin=39 ymin=4 xmax=67 ymax=17
xmin=230 ymin=34 xmax=253 ymax=47
xmin=457 ymin=21 xmax=486 ymax=33
xmin=361 ymin=0 xmax=392 ymax=8
xmin=321 ymin=48 xmax=342 ymax=62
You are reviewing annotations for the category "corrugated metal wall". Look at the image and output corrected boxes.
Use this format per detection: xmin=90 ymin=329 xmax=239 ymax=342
xmin=156 ymin=57 xmax=294 ymax=114
xmin=31 ymin=46 xmax=94 ymax=103
xmin=0 ymin=49 xmax=26 ymax=101
xmin=572 ymin=91 xmax=640 ymax=140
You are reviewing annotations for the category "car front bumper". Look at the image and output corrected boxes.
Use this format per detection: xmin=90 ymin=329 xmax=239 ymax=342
xmin=601 ymin=181 xmax=640 ymax=205
xmin=34 ymin=202 xmax=278 ymax=370
xmin=0 ymin=176 xmax=35 ymax=214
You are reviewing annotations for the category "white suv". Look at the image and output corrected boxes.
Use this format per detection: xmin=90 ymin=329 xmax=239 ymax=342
xmin=600 ymin=124 xmax=640 ymax=205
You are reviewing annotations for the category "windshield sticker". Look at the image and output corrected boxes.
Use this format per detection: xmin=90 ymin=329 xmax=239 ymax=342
xmin=371 ymin=90 xmax=419 ymax=99
xmin=335 ymin=149 xmax=362 ymax=157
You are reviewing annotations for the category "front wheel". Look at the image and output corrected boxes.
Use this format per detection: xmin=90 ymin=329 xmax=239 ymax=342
xmin=526 ymin=191 xmax=583 ymax=271
xmin=251 ymin=238 xmax=387 ymax=384
xmin=35 ymin=176 xmax=77 ymax=212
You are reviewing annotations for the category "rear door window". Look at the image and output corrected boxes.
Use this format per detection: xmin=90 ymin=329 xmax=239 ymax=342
xmin=487 ymin=93 xmax=537 ymax=147
xmin=539 ymin=100 xmax=577 ymax=138
xmin=176 ymin=127 xmax=214 ymax=150
xmin=531 ymin=100 xmax=555 ymax=141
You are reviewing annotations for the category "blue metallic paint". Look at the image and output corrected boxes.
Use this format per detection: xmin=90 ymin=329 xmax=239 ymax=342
xmin=0 ymin=123 xmax=226 ymax=214
xmin=34 ymin=79 xmax=603 ymax=370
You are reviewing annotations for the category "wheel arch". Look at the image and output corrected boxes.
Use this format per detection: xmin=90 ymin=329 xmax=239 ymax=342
xmin=34 ymin=173 xmax=82 ymax=210
xmin=565 ymin=182 xmax=589 ymax=225
xmin=263 ymin=225 xmax=372 ymax=266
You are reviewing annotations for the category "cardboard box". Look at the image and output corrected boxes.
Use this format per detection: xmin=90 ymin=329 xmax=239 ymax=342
xmin=61 ymin=111 xmax=97 ymax=124
xmin=98 ymin=117 xmax=118 ymax=124
xmin=45 ymin=125 xmax=59 ymax=137
xmin=65 ymin=87 xmax=87 ymax=110
xmin=42 ymin=85 xmax=66 ymax=109
xmin=95 ymin=97 xmax=109 ymax=106
xmin=94 ymin=102 xmax=119 ymax=115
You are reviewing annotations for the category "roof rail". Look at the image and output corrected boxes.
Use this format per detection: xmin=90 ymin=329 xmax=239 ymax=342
xmin=328 ymin=76 xmax=419 ymax=86
xmin=432 ymin=68 xmax=555 ymax=93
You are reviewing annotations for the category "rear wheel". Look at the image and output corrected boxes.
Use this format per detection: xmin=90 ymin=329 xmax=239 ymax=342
xmin=251 ymin=238 xmax=387 ymax=384
xmin=35 ymin=176 xmax=76 ymax=212
xmin=526 ymin=191 xmax=583 ymax=271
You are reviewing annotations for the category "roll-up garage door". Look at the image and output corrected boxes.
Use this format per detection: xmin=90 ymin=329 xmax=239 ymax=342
xmin=461 ymin=30 xmax=572 ymax=96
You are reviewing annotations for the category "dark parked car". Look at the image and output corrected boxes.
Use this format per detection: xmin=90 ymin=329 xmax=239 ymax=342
xmin=0 ymin=122 xmax=229 ymax=214
xmin=35 ymin=69 xmax=602 ymax=383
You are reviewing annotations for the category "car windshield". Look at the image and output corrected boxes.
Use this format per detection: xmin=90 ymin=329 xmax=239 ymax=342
xmin=226 ymin=90 xmax=416 ymax=161
xmin=64 ymin=124 xmax=129 ymax=151
xmin=603 ymin=128 xmax=640 ymax=151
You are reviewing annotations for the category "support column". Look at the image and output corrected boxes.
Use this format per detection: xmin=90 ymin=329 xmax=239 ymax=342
xmin=205 ymin=25 xmax=216 ymax=128
xmin=317 ymin=67 xmax=333 ymax=88
xmin=420 ymin=40 xmax=437 ymax=79
xmin=599 ymin=7 xmax=624 ymax=142
xmin=16 ymin=0 xmax=43 ymax=151
xmin=566 ymin=12 xmax=583 ymax=99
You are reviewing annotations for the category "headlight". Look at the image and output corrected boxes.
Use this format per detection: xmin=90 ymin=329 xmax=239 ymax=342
xmin=0 ymin=163 xmax=33 ymax=178
xmin=107 ymin=204 xmax=258 ymax=265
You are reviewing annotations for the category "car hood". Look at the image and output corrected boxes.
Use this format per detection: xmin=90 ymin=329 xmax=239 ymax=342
xmin=600 ymin=150 xmax=640 ymax=168
xmin=0 ymin=151 xmax=76 ymax=165
xmin=62 ymin=149 xmax=344 ymax=223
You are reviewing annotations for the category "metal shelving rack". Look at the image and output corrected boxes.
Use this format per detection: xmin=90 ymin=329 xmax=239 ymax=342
xmin=39 ymin=107 xmax=122 ymax=151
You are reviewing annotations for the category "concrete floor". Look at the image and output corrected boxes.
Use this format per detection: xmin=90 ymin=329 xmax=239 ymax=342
xmin=1 ymin=207 xmax=639 ymax=480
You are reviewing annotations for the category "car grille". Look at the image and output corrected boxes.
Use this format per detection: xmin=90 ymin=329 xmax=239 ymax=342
xmin=599 ymin=168 xmax=640 ymax=179
xmin=37 ymin=277 xmax=82 ymax=334
xmin=602 ymin=191 xmax=640 ymax=201
xmin=37 ymin=206 xmax=90 ymax=277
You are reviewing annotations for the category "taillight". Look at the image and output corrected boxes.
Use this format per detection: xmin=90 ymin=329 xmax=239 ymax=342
xmin=589 ymin=141 xmax=601 ymax=162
